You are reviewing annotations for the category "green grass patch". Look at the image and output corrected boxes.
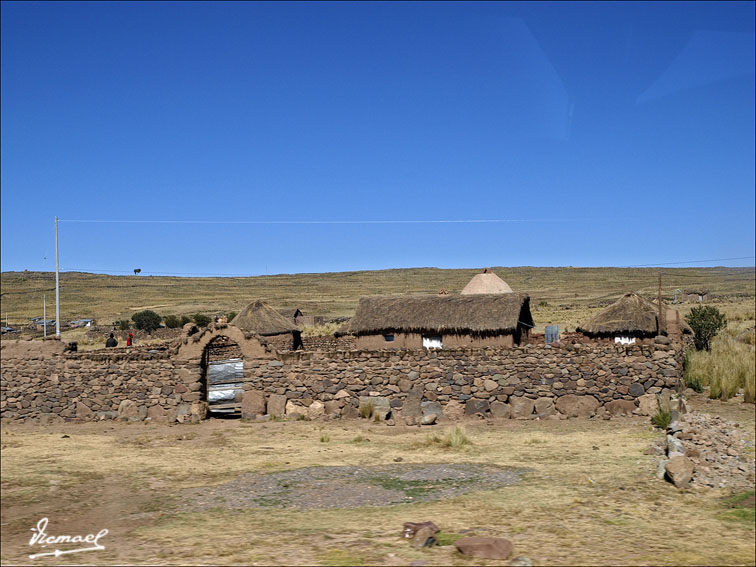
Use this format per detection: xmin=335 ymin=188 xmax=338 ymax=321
xmin=317 ymin=549 xmax=366 ymax=566
xmin=436 ymin=532 xmax=464 ymax=546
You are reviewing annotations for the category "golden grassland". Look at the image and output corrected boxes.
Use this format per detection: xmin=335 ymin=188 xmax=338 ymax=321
xmin=1 ymin=266 xmax=754 ymax=334
xmin=1 ymin=396 xmax=754 ymax=566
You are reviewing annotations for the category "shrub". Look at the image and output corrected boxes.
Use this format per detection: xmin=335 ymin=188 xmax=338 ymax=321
xmin=163 ymin=315 xmax=183 ymax=329
xmin=686 ymin=306 xmax=727 ymax=351
xmin=131 ymin=310 xmax=162 ymax=332
xmin=180 ymin=315 xmax=192 ymax=326
xmin=684 ymin=337 xmax=754 ymax=402
xmin=651 ymin=408 xmax=671 ymax=430
xmin=226 ymin=312 xmax=237 ymax=322
xmin=116 ymin=319 xmax=131 ymax=331
xmin=193 ymin=313 xmax=211 ymax=327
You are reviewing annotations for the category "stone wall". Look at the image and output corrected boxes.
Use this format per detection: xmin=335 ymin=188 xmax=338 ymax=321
xmin=1 ymin=338 xmax=682 ymax=423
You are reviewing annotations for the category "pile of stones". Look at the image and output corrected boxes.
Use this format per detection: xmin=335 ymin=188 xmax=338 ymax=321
xmin=653 ymin=410 xmax=755 ymax=490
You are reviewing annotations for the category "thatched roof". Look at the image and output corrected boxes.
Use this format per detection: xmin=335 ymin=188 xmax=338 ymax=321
xmin=577 ymin=292 xmax=664 ymax=337
xmin=349 ymin=293 xmax=533 ymax=336
xmin=461 ymin=268 xmax=513 ymax=295
xmin=231 ymin=300 xmax=298 ymax=336
xmin=277 ymin=308 xmax=303 ymax=319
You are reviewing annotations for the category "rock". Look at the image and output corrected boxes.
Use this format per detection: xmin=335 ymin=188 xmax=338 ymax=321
xmin=421 ymin=400 xmax=443 ymax=417
xmin=455 ymin=536 xmax=514 ymax=560
xmin=117 ymin=399 xmax=139 ymax=420
xmin=334 ymin=389 xmax=350 ymax=399
xmin=483 ymin=379 xmax=499 ymax=392
xmin=665 ymin=455 xmax=694 ymax=488
xmin=420 ymin=413 xmax=437 ymax=425
xmin=324 ymin=400 xmax=341 ymax=416
xmin=241 ymin=390 xmax=266 ymax=419
xmin=628 ymin=383 xmax=645 ymax=397
xmin=656 ymin=459 xmax=669 ymax=479
xmin=38 ymin=413 xmax=64 ymax=425
xmin=637 ymin=393 xmax=658 ymax=416
xmin=267 ymin=394 xmax=287 ymax=417
xmin=509 ymin=558 xmax=533 ymax=567
xmin=605 ymin=399 xmax=636 ymax=416
xmin=510 ymin=397 xmax=535 ymax=419
xmin=403 ymin=521 xmax=440 ymax=538
xmin=285 ymin=400 xmax=306 ymax=417
xmin=307 ymin=400 xmax=325 ymax=419
xmin=666 ymin=434 xmax=685 ymax=456
xmin=555 ymin=394 xmax=600 ymax=418
xmin=654 ymin=335 xmax=671 ymax=345
xmin=670 ymin=397 xmax=688 ymax=415
xmin=443 ymin=400 xmax=465 ymax=421
xmin=534 ymin=398 xmax=555 ymax=417
xmin=465 ymin=399 xmax=490 ymax=415
xmin=147 ymin=405 xmax=166 ymax=420
xmin=398 ymin=379 xmax=412 ymax=392
xmin=412 ymin=527 xmax=437 ymax=548
xmin=341 ymin=405 xmax=360 ymax=420
xmin=490 ymin=401 xmax=512 ymax=419
xmin=76 ymin=402 xmax=94 ymax=420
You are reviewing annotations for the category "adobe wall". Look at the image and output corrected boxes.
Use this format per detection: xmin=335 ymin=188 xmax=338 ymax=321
xmin=1 ymin=338 xmax=683 ymax=423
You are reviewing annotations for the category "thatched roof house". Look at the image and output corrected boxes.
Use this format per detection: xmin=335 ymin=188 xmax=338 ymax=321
xmin=461 ymin=268 xmax=513 ymax=295
xmin=350 ymin=293 xmax=533 ymax=349
xmin=231 ymin=301 xmax=298 ymax=336
xmin=577 ymin=292 xmax=664 ymax=339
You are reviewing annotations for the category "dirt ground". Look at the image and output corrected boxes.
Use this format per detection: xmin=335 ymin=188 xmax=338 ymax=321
xmin=1 ymin=395 xmax=754 ymax=566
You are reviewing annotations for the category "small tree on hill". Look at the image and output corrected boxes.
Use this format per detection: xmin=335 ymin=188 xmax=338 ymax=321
xmin=685 ymin=305 xmax=727 ymax=351
xmin=193 ymin=313 xmax=211 ymax=327
xmin=131 ymin=310 xmax=162 ymax=333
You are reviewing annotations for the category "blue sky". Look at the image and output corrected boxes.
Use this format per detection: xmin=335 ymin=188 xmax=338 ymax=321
xmin=2 ymin=1 xmax=754 ymax=276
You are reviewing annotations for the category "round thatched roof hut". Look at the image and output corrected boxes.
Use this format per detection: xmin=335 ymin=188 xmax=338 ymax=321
xmin=577 ymin=292 xmax=664 ymax=338
xmin=231 ymin=300 xmax=298 ymax=336
xmin=461 ymin=268 xmax=513 ymax=295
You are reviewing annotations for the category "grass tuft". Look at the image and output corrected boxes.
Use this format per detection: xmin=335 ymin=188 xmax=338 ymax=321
xmin=319 ymin=433 xmax=330 ymax=443
xmin=416 ymin=425 xmax=472 ymax=449
xmin=685 ymin=336 xmax=755 ymax=402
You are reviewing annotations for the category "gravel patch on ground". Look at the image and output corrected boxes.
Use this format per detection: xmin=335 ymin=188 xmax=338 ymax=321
xmin=180 ymin=463 xmax=529 ymax=510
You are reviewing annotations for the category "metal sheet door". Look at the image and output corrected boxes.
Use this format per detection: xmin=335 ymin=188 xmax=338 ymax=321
xmin=207 ymin=358 xmax=244 ymax=413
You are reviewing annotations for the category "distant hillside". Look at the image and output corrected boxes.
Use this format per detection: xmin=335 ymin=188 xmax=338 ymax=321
xmin=1 ymin=267 xmax=753 ymax=332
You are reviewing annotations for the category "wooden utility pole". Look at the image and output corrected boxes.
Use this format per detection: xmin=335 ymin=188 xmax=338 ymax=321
xmin=657 ymin=272 xmax=663 ymax=336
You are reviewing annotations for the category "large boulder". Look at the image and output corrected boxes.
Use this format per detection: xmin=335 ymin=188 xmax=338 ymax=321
xmin=324 ymin=400 xmax=341 ymax=416
xmin=307 ymin=400 xmax=325 ymax=420
xmin=534 ymin=398 xmax=555 ymax=417
xmin=443 ymin=400 xmax=465 ymax=420
xmin=637 ymin=393 xmax=658 ymax=416
xmin=510 ymin=397 xmax=535 ymax=419
xmin=490 ymin=401 xmax=511 ymax=419
xmin=455 ymin=537 xmax=514 ymax=560
xmin=421 ymin=401 xmax=443 ymax=418
xmin=285 ymin=400 xmax=306 ymax=418
xmin=665 ymin=455 xmax=694 ymax=488
xmin=117 ymin=399 xmax=139 ymax=421
xmin=359 ymin=396 xmax=391 ymax=420
xmin=605 ymin=399 xmax=637 ymax=417
xmin=76 ymin=402 xmax=94 ymax=421
xmin=628 ymin=383 xmax=645 ymax=397
xmin=402 ymin=386 xmax=424 ymax=418
xmin=241 ymin=390 xmax=267 ymax=419
xmin=465 ymin=399 xmax=490 ymax=416
xmin=267 ymin=394 xmax=287 ymax=417
xmin=555 ymin=394 xmax=600 ymax=418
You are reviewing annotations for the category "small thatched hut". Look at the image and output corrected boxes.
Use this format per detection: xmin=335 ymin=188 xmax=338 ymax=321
xmin=349 ymin=293 xmax=533 ymax=349
xmin=577 ymin=292 xmax=665 ymax=342
xmin=231 ymin=300 xmax=302 ymax=350
xmin=461 ymin=268 xmax=514 ymax=294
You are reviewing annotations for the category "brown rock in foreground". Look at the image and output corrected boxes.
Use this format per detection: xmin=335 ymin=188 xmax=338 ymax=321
xmin=555 ymin=394 xmax=600 ymax=417
xmin=241 ymin=390 xmax=266 ymax=419
xmin=455 ymin=536 xmax=514 ymax=560
xmin=665 ymin=455 xmax=695 ymax=488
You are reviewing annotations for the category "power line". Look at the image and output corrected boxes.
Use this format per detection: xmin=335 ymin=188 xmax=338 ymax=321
xmin=625 ymin=256 xmax=755 ymax=267
xmin=59 ymin=217 xmax=635 ymax=225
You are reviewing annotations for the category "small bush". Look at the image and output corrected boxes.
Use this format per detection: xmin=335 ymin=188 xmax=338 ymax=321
xmin=226 ymin=311 xmax=237 ymax=322
xmin=131 ymin=310 xmax=162 ymax=332
xmin=686 ymin=305 xmax=727 ymax=351
xmin=163 ymin=315 xmax=183 ymax=329
xmin=116 ymin=319 xmax=130 ymax=331
xmin=193 ymin=313 xmax=211 ymax=327
xmin=651 ymin=408 xmax=671 ymax=430
xmin=319 ymin=433 xmax=330 ymax=443
xmin=359 ymin=401 xmax=374 ymax=419
xmin=418 ymin=426 xmax=472 ymax=449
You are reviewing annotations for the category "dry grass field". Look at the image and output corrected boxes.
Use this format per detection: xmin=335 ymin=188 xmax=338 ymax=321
xmin=1 ymin=394 xmax=754 ymax=566
xmin=2 ymin=267 xmax=754 ymax=334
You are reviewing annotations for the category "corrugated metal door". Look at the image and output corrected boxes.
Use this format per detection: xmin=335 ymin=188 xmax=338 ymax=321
xmin=207 ymin=358 xmax=244 ymax=413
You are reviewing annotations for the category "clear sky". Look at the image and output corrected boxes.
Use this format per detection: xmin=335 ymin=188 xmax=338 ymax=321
xmin=2 ymin=1 xmax=754 ymax=276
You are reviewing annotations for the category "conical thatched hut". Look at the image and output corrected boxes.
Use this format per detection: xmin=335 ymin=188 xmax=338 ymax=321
xmin=461 ymin=268 xmax=513 ymax=295
xmin=231 ymin=300 xmax=302 ymax=349
xmin=350 ymin=293 xmax=533 ymax=349
xmin=577 ymin=292 xmax=665 ymax=341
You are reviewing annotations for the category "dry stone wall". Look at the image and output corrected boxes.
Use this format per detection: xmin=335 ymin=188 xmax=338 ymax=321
xmin=1 ymin=339 xmax=682 ymax=423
